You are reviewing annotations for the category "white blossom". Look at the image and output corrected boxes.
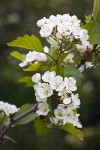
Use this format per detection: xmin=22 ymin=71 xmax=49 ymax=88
xmin=34 ymin=82 xmax=53 ymax=99
xmin=19 ymin=51 xmax=47 ymax=68
xmin=64 ymin=77 xmax=77 ymax=93
xmin=63 ymin=97 xmax=71 ymax=104
xmin=19 ymin=61 xmax=27 ymax=67
xmin=58 ymin=89 xmax=68 ymax=99
xmin=49 ymin=15 xmax=57 ymax=27
xmin=78 ymin=61 xmax=94 ymax=72
xmin=0 ymin=101 xmax=18 ymax=116
xmin=62 ymin=108 xmax=82 ymax=128
xmin=37 ymin=17 xmax=47 ymax=27
xmin=37 ymin=14 xmax=91 ymax=55
xmin=35 ymin=93 xmax=47 ymax=102
xmin=32 ymin=73 xmax=41 ymax=83
xmin=44 ymin=46 xmax=49 ymax=53
xmin=39 ymin=24 xmax=53 ymax=37
xmin=69 ymin=113 xmax=82 ymax=128
xmin=25 ymin=51 xmax=37 ymax=63
xmin=50 ymin=76 xmax=65 ymax=91
xmin=36 ymin=102 xmax=50 ymax=116
xmin=42 ymin=71 xmax=56 ymax=83
xmin=71 ymin=93 xmax=80 ymax=107
xmin=79 ymin=29 xmax=89 ymax=42
xmin=68 ymin=15 xmax=80 ymax=27
xmin=36 ymin=52 xmax=47 ymax=62
xmin=56 ymin=32 xmax=62 ymax=40
xmin=54 ymin=107 xmax=65 ymax=120
xmin=35 ymin=13 xmax=85 ymax=128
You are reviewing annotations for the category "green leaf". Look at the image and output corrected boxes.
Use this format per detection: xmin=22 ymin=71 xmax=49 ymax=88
xmin=85 ymin=14 xmax=92 ymax=24
xmin=4 ymin=135 xmax=17 ymax=144
xmin=64 ymin=65 xmax=83 ymax=78
xmin=7 ymin=34 xmax=43 ymax=52
xmin=18 ymin=76 xmax=33 ymax=87
xmin=23 ymin=63 xmax=41 ymax=71
xmin=50 ymin=66 xmax=57 ymax=72
xmin=61 ymin=123 xmax=84 ymax=140
xmin=40 ymin=66 xmax=50 ymax=71
xmin=94 ymin=52 xmax=100 ymax=66
xmin=58 ymin=53 xmax=69 ymax=66
xmin=14 ymin=104 xmax=33 ymax=117
xmin=0 ymin=112 xmax=10 ymax=129
xmin=14 ymin=113 xmax=37 ymax=126
xmin=34 ymin=117 xmax=51 ymax=135
xmin=84 ymin=22 xmax=100 ymax=44
xmin=64 ymin=65 xmax=83 ymax=86
xmin=58 ymin=65 xmax=64 ymax=76
xmin=10 ymin=51 xmax=25 ymax=61
xmin=14 ymin=104 xmax=37 ymax=126
xmin=49 ymin=46 xmax=57 ymax=55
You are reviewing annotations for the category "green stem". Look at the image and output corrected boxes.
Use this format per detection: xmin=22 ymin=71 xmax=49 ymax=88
xmin=64 ymin=42 xmax=73 ymax=52
xmin=93 ymin=0 xmax=100 ymax=22
xmin=44 ymin=52 xmax=57 ymax=64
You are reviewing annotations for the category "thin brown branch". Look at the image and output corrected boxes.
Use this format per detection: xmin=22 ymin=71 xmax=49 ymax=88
xmin=0 ymin=102 xmax=39 ymax=142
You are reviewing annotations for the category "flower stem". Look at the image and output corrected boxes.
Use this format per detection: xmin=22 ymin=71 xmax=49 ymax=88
xmin=76 ymin=45 xmax=98 ymax=69
xmin=93 ymin=0 xmax=100 ymax=22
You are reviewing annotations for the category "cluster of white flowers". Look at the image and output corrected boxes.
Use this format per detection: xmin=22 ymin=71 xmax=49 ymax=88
xmin=0 ymin=101 xmax=18 ymax=116
xmin=32 ymin=71 xmax=82 ymax=128
xmin=19 ymin=51 xmax=47 ymax=67
xmin=78 ymin=61 xmax=94 ymax=72
xmin=37 ymin=14 xmax=92 ymax=53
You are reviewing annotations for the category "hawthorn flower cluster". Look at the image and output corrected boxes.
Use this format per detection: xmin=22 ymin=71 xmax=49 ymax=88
xmin=19 ymin=51 xmax=47 ymax=67
xmin=32 ymin=71 xmax=82 ymax=128
xmin=0 ymin=101 xmax=18 ymax=116
xmin=37 ymin=14 xmax=92 ymax=53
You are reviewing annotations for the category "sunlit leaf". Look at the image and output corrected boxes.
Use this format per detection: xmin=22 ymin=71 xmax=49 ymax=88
xmin=18 ymin=76 xmax=33 ymax=87
xmin=61 ymin=123 xmax=84 ymax=140
xmin=10 ymin=51 xmax=25 ymax=61
xmin=50 ymin=66 xmax=57 ymax=72
xmin=40 ymin=66 xmax=50 ymax=71
xmin=23 ymin=63 xmax=41 ymax=71
xmin=7 ymin=34 xmax=43 ymax=52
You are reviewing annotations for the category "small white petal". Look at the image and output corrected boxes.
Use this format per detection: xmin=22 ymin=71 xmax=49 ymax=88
xmin=44 ymin=46 xmax=49 ymax=53
xmin=32 ymin=73 xmax=41 ymax=83
xmin=63 ymin=97 xmax=71 ymax=104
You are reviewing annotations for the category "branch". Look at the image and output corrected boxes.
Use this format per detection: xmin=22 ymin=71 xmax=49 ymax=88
xmin=0 ymin=102 xmax=39 ymax=142
xmin=76 ymin=44 xmax=99 ymax=69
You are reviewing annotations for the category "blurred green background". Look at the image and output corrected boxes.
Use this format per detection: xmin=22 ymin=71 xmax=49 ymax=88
xmin=0 ymin=0 xmax=100 ymax=149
